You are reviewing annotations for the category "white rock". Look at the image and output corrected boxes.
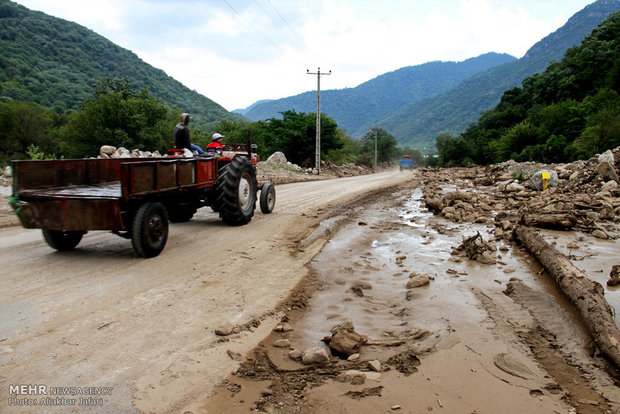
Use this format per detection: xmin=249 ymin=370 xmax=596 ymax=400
xmin=273 ymin=339 xmax=291 ymax=348
xmin=99 ymin=145 xmax=116 ymax=155
xmin=266 ymin=151 xmax=287 ymax=164
xmin=598 ymin=149 xmax=615 ymax=165
xmin=368 ymin=360 xmax=381 ymax=372
xmin=302 ymin=346 xmax=330 ymax=365
xmin=505 ymin=182 xmax=526 ymax=192
xmin=288 ymin=349 xmax=302 ymax=361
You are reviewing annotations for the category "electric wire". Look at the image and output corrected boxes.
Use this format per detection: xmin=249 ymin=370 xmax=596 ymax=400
xmin=220 ymin=0 xmax=287 ymax=56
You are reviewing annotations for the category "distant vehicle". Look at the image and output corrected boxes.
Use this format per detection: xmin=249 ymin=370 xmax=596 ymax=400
xmin=399 ymin=155 xmax=415 ymax=171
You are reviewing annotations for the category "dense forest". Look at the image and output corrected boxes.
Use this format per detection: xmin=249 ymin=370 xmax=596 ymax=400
xmin=436 ymin=10 xmax=620 ymax=166
xmin=0 ymin=0 xmax=243 ymax=131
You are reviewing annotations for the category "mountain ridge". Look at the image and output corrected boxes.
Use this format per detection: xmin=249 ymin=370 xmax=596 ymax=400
xmin=240 ymin=52 xmax=517 ymax=134
xmin=0 ymin=0 xmax=243 ymax=130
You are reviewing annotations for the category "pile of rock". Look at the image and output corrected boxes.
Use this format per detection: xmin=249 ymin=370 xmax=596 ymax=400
xmin=422 ymin=147 xmax=620 ymax=240
xmin=98 ymin=145 xmax=163 ymax=159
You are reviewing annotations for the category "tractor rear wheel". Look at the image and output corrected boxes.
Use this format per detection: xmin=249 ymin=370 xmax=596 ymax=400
xmin=215 ymin=157 xmax=257 ymax=225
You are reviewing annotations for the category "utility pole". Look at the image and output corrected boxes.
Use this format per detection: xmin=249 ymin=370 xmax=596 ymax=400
xmin=307 ymin=67 xmax=331 ymax=174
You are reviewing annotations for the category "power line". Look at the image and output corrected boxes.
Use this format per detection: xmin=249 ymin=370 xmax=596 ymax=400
xmin=253 ymin=0 xmax=302 ymax=51
xmin=220 ymin=0 xmax=287 ymax=56
xmin=265 ymin=0 xmax=319 ymax=62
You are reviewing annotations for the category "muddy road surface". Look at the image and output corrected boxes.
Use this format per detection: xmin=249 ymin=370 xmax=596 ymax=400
xmin=0 ymin=170 xmax=413 ymax=413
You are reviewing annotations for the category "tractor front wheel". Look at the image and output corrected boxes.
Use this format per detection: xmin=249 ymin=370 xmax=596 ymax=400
xmin=260 ymin=183 xmax=276 ymax=214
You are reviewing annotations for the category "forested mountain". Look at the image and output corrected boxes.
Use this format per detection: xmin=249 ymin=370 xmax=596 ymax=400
xmin=370 ymin=0 xmax=620 ymax=152
xmin=239 ymin=53 xmax=517 ymax=134
xmin=437 ymin=10 xmax=620 ymax=166
xmin=0 ymin=0 xmax=243 ymax=130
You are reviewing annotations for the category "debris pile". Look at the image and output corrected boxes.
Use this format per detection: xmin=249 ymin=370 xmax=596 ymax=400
xmin=422 ymin=146 xmax=620 ymax=240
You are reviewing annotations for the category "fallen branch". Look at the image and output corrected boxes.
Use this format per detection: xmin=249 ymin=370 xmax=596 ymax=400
xmin=514 ymin=225 xmax=620 ymax=369
xmin=519 ymin=213 xmax=578 ymax=230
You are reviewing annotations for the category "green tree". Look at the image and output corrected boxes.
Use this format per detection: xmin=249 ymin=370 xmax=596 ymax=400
xmin=260 ymin=110 xmax=342 ymax=167
xmin=0 ymin=101 xmax=61 ymax=162
xmin=359 ymin=127 xmax=399 ymax=167
xmin=60 ymin=80 xmax=175 ymax=157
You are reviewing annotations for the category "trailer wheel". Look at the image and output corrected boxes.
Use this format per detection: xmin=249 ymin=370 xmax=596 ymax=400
xmin=132 ymin=202 xmax=169 ymax=257
xmin=215 ymin=156 xmax=257 ymax=225
xmin=260 ymin=183 xmax=276 ymax=214
xmin=42 ymin=230 xmax=85 ymax=251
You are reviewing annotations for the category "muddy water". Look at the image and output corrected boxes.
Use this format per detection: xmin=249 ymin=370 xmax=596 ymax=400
xmin=290 ymin=185 xmax=620 ymax=361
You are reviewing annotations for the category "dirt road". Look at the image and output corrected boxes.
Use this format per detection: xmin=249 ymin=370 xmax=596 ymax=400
xmin=0 ymin=170 xmax=412 ymax=413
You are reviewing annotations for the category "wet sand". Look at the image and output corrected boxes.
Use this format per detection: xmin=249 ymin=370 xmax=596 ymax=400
xmin=206 ymin=178 xmax=620 ymax=413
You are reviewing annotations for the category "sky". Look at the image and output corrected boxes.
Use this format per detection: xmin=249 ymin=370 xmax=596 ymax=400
xmin=13 ymin=0 xmax=596 ymax=111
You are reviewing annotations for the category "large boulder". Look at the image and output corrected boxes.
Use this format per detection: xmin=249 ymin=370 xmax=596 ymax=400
xmin=265 ymin=152 xmax=287 ymax=165
xmin=528 ymin=170 xmax=558 ymax=191
xmin=595 ymin=161 xmax=619 ymax=183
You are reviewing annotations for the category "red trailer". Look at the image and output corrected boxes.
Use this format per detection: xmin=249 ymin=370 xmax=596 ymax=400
xmin=10 ymin=151 xmax=275 ymax=257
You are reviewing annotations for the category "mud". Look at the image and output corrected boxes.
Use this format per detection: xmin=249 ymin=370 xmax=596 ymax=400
xmin=206 ymin=158 xmax=620 ymax=413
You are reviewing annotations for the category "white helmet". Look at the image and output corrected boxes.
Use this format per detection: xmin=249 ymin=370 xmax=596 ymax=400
xmin=212 ymin=133 xmax=225 ymax=141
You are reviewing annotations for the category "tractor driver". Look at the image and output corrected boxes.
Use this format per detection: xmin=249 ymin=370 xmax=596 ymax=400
xmin=206 ymin=133 xmax=226 ymax=153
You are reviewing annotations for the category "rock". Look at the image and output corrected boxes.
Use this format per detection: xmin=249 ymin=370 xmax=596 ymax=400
xmin=100 ymin=145 xmax=116 ymax=156
xmin=302 ymin=346 xmax=330 ymax=365
xmin=3 ymin=165 xmax=12 ymax=177
xmin=598 ymin=149 xmax=616 ymax=165
xmin=478 ymin=250 xmax=497 ymax=264
xmin=152 ymin=150 xmax=162 ymax=157
xmin=368 ymin=360 xmax=381 ymax=372
xmin=601 ymin=180 xmax=619 ymax=193
xmin=407 ymin=273 xmax=431 ymax=288
xmin=607 ymin=265 xmax=620 ymax=286
xmin=288 ymin=349 xmax=302 ymax=360
xmin=347 ymin=353 xmax=360 ymax=361
xmin=273 ymin=339 xmax=291 ymax=348
xmin=328 ymin=319 xmax=366 ymax=357
xmin=528 ymin=170 xmax=558 ymax=191
xmin=505 ymin=182 xmax=526 ymax=192
xmin=266 ymin=151 xmax=287 ymax=164
xmin=592 ymin=229 xmax=608 ymax=239
xmin=595 ymin=161 xmax=620 ymax=183
xmin=349 ymin=281 xmax=372 ymax=297
xmin=273 ymin=323 xmax=294 ymax=332
xmin=215 ymin=322 xmax=234 ymax=336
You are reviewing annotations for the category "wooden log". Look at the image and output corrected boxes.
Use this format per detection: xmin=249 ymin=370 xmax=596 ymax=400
xmin=520 ymin=213 xmax=578 ymax=230
xmin=514 ymin=225 xmax=620 ymax=369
